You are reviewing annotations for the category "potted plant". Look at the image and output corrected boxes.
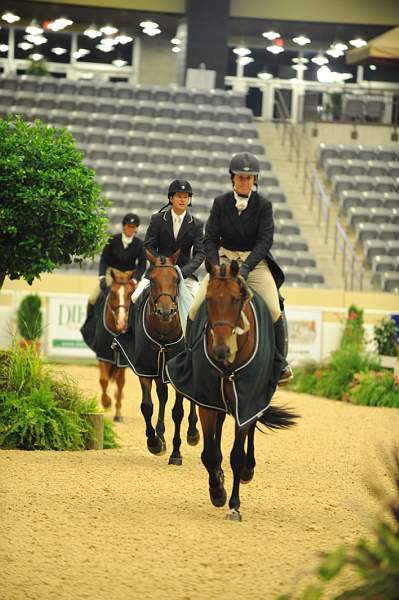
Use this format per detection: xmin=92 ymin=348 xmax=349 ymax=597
xmin=373 ymin=317 xmax=398 ymax=371
xmin=16 ymin=294 xmax=43 ymax=351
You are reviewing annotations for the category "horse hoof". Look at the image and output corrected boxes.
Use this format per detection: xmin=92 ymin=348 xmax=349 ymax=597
xmin=147 ymin=436 xmax=166 ymax=455
xmin=113 ymin=415 xmax=123 ymax=423
xmin=209 ymin=486 xmax=227 ymax=507
xmin=187 ymin=429 xmax=200 ymax=446
xmin=168 ymin=455 xmax=183 ymax=466
xmin=226 ymin=509 xmax=242 ymax=522
xmin=240 ymin=468 xmax=254 ymax=484
xmin=101 ymin=399 xmax=112 ymax=409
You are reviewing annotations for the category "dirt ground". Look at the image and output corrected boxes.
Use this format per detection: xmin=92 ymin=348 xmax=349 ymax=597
xmin=1 ymin=364 xmax=398 ymax=600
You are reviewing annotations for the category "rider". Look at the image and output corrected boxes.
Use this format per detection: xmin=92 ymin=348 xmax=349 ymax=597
xmin=187 ymin=152 xmax=293 ymax=385
xmin=138 ymin=179 xmax=205 ymax=298
xmin=86 ymin=212 xmax=146 ymax=317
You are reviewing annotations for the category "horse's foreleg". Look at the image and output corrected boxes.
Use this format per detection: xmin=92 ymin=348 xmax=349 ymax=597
xmin=168 ymin=392 xmax=184 ymax=466
xmin=113 ymin=367 xmax=126 ymax=422
xmin=215 ymin=411 xmax=226 ymax=482
xmin=199 ymin=407 xmax=227 ymax=508
xmin=187 ymin=401 xmax=200 ymax=446
xmin=154 ymin=378 xmax=168 ymax=452
xmin=241 ymin=423 xmax=256 ymax=483
xmin=140 ymin=377 xmax=162 ymax=455
xmin=99 ymin=362 xmax=112 ymax=409
xmin=227 ymin=425 xmax=248 ymax=521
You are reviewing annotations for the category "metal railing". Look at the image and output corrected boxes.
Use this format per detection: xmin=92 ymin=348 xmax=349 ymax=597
xmin=333 ymin=221 xmax=365 ymax=291
xmin=303 ymin=161 xmax=331 ymax=243
xmin=274 ymin=88 xmax=302 ymax=173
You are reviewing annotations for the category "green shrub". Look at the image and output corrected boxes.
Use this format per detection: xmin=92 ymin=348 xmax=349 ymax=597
xmin=340 ymin=305 xmax=364 ymax=351
xmin=0 ymin=344 xmax=118 ymax=450
xmin=16 ymin=294 xmax=43 ymax=340
xmin=348 ymin=371 xmax=399 ymax=408
xmin=373 ymin=318 xmax=398 ymax=357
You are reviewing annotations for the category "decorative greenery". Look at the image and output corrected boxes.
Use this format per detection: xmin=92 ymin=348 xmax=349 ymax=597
xmin=16 ymin=294 xmax=43 ymax=341
xmin=373 ymin=318 xmax=398 ymax=357
xmin=278 ymin=448 xmax=399 ymax=599
xmin=0 ymin=115 xmax=110 ymax=290
xmin=340 ymin=304 xmax=364 ymax=350
xmin=26 ymin=58 xmax=48 ymax=76
xmin=346 ymin=371 xmax=399 ymax=408
xmin=0 ymin=344 xmax=118 ymax=450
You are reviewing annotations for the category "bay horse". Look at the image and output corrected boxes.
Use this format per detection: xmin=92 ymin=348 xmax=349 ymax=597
xmin=114 ymin=249 xmax=199 ymax=465
xmin=169 ymin=260 xmax=298 ymax=520
xmin=99 ymin=268 xmax=136 ymax=422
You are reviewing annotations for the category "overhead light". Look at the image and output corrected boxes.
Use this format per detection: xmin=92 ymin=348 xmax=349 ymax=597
xmin=171 ymin=38 xmax=180 ymax=45
xmin=292 ymin=57 xmax=309 ymax=63
xmin=291 ymin=64 xmax=308 ymax=72
xmin=257 ymin=70 xmax=273 ymax=80
xmin=238 ymin=56 xmax=254 ymax=66
xmin=266 ymin=44 xmax=284 ymax=54
xmin=143 ymin=27 xmax=161 ymax=36
xmin=311 ymin=54 xmax=329 ymax=66
xmin=0 ymin=44 xmax=8 ymax=52
xmin=101 ymin=36 xmax=118 ymax=46
xmin=262 ymin=31 xmax=280 ymax=40
xmin=25 ymin=34 xmax=47 ymax=45
xmin=29 ymin=53 xmax=44 ymax=61
xmin=140 ymin=20 xmax=158 ymax=29
xmin=115 ymin=34 xmax=133 ymax=44
xmin=317 ymin=65 xmax=333 ymax=83
xmin=326 ymin=47 xmax=344 ymax=58
xmin=112 ymin=59 xmax=127 ymax=67
xmin=84 ymin=25 xmax=102 ymax=39
xmin=96 ymin=44 xmax=114 ymax=52
xmin=336 ymin=72 xmax=353 ymax=81
xmin=51 ymin=47 xmax=67 ymax=55
xmin=2 ymin=12 xmax=20 ymax=23
xmin=292 ymin=35 xmax=311 ymax=46
xmin=101 ymin=25 xmax=118 ymax=36
xmin=73 ymin=49 xmax=90 ymax=58
xmin=47 ymin=18 xmax=73 ymax=31
xmin=18 ymin=42 xmax=34 ymax=50
xmin=172 ymin=46 xmax=181 ymax=53
xmin=369 ymin=64 xmax=377 ymax=71
xmin=333 ymin=42 xmax=348 ymax=52
xmin=349 ymin=38 xmax=367 ymax=48
xmin=25 ymin=20 xmax=43 ymax=36
xmin=233 ymin=46 xmax=251 ymax=57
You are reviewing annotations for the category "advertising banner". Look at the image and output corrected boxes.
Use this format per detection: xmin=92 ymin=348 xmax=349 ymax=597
xmin=286 ymin=308 xmax=322 ymax=366
xmin=46 ymin=294 xmax=95 ymax=358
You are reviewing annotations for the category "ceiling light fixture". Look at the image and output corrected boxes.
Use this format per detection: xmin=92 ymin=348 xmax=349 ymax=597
xmin=101 ymin=36 xmax=118 ymax=46
xmin=311 ymin=54 xmax=329 ymax=66
xmin=143 ymin=27 xmax=161 ymax=36
xmin=18 ymin=42 xmax=34 ymax=50
xmin=101 ymin=25 xmax=118 ymax=36
xmin=326 ymin=47 xmax=344 ymax=58
xmin=233 ymin=46 xmax=251 ymax=57
xmin=29 ymin=53 xmax=44 ymax=61
xmin=51 ymin=47 xmax=67 ymax=55
xmin=0 ymin=44 xmax=9 ymax=52
xmin=112 ymin=59 xmax=127 ymax=67
xmin=292 ymin=35 xmax=311 ymax=46
xmin=2 ymin=12 xmax=20 ymax=23
xmin=171 ymin=46 xmax=181 ymax=53
xmin=47 ymin=18 xmax=73 ymax=31
xmin=96 ymin=44 xmax=114 ymax=52
xmin=84 ymin=25 xmax=102 ymax=39
xmin=115 ymin=34 xmax=133 ymax=44
xmin=262 ymin=31 xmax=280 ymax=40
xmin=73 ymin=49 xmax=90 ymax=59
xmin=349 ymin=37 xmax=367 ymax=48
xmin=291 ymin=64 xmax=308 ymax=72
xmin=369 ymin=64 xmax=377 ymax=71
xmin=140 ymin=20 xmax=158 ymax=29
xmin=238 ymin=56 xmax=254 ymax=66
xmin=292 ymin=57 xmax=309 ymax=63
xmin=257 ymin=70 xmax=273 ymax=80
xmin=25 ymin=20 xmax=43 ymax=35
xmin=25 ymin=34 xmax=47 ymax=45
xmin=333 ymin=42 xmax=348 ymax=52
xmin=317 ymin=65 xmax=333 ymax=83
xmin=171 ymin=37 xmax=180 ymax=45
xmin=266 ymin=44 xmax=284 ymax=54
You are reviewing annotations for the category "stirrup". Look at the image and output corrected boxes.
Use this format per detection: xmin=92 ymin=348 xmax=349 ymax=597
xmin=278 ymin=366 xmax=294 ymax=387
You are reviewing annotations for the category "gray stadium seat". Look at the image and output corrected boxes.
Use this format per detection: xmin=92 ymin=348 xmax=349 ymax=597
xmin=362 ymin=191 xmax=383 ymax=208
xmin=275 ymin=219 xmax=300 ymax=236
xmin=348 ymin=207 xmax=370 ymax=229
xmin=354 ymin=175 xmax=375 ymax=192
xmin=98 ymin=175 xmax=121 ymax=193
xmin=69 ymin=111 xmax=90 ymax=127
xmin=115 ymin=161 xmax=135 ymax=178
xmin=357 ymin=145 xmax=377 ymax=161
xmin=132 ymin=115 xmax=153 ymax=132
xmin=363 ymin=239 xmax=387 ymax=265
xmin=381 ymin=192 xmax=399 ymax=210
xmin=66 ymin=124 xmax=86 ymax=143
xmin=152 ymin=86 xmax=173 ymax=102
xmin=238 ymin=123 xmax=259 ymax=138
xmin=56 ymin=95 xmax=77 ymax=112
xmin=197 ymin=104 xmax=215 ymax=121
xmin=286 ymin=235 xmax=309 ymax=252
xmin=191 ymin=151 xmax=211 ymax=167
xmin=107 ymin=128 xmax=128 ymax=146
xmin=90 ymin=113 xmax=111 ymax=129
xmin=370 ymin=207 xmax=392 ymax=224
xmin=387 ymin=162 xmax=399 ymax=178
xmin=262 ymin=173 xmax=279 ymax=187
xmin=15 ymin=91 xmax=35 ymax=108
xmin=172 ymin=88 xmax=193 ymax=104
xmin=317 ymin=143 xmax=340 ymax=167
xmin=130 ymin=146 xmax=150 ymax=163
xmin=78 ymin=82 xmax=96 ymax=97
xmin=210 ymin=151 xmax=230 ymax=169
xmin=272 ymin=234 xmax=287 ymax=250
xmin=58 ymin=80 xmax=78 ymax=96
xmin=19 ymin=75 xmax=39 ymax=93
xmin=377 ymin=146 xmax=398 ymax=162
xmin=136 ymin=99 xmax=157 ymax=118
xmin=197 ymin=120 xmax=217 ymax=136
xmin=120 ymin=176 xmax=142 ymax=194
xmin=372 ymin=255 xmax=398 ymax=275
xmin=50 ymin=109 xmax=70 ymax=126
xmin=175 ymin=119 xmax=196 ymax=135
xmin=141 ymin=178 xmax=164 ymax=195
xmin=208 ymin=135 xmax=227 ymax=152
xmin=135 ymin=85 xmax=155 ymax=101
xmin=355 ymin=222 xmax=380 ymax=245
xmin=303 ymin=268 xmax=325 ymax=285
xmin=227 ymin=91 xmax=245 ymax=108
xmin=77 ymin=96 xmax=97 ymax=113
xmin=346 ymin=159 xmax=367 ymax=176
xmin=0 ymin=75 xmax=19 ymax=91
xmin=156 ymin=101 xmax=177 ymax=119
xmin=209 ymin=89 xmax=228 ymax=106
xmin=282 ymin=266 xmax=304 ymax=285
xmin=332 ymin=175 xmax=354 ymax=197
xmin=387 ymin=240 xmax=399 ymax=257
xmin=86 ymin=127 xmax=107 ymax=144
xmin=325 ymin=158 xmax=347 ymax=179
xmin=343 ymin=95 xmax=364 ymax=121
xmin=97 ymin=82 xmax=115 ymax=99
xmin=366 ymin=160 xmax=386 ymax=177
xmin=95 ymin=159 xmax=116 ymax=176
xmin=108 ymin=145 xmax=130 ymax=162
xmin=264 ymin=187 xmax=287 ymax=203
xmin=273 ymin=203 xmax=293 ymax=219
xmin=117 ymin=99 xmax=136 ymax=116
xmin=365 ymin=96 xmax=385 ymax=122
xmin=273 ymin=249 xmax=296 ymax=266
xmin=87 ymin=143 xmax=108 ymax=160
xmin=115 ymin=84 xmax=135 ymax=100
xmin=379 ymin=223 xmax=399 ymax=241
xmin=375 ymin=176 xmax=396 ymax=193
xmin=339 ymin=190 xmax=363 ymax=215
xmin=247 ymin=140 xmax=265 ymax=155
xmin=295 ymin=252 xmax=317 ymax=268
xmin=39 ymin=78 xmax=60 ymax=95
xmin=97 ymin=98 xmax=116 ymax=114
xmin=381 ymin=271 xmax=399 ymax=293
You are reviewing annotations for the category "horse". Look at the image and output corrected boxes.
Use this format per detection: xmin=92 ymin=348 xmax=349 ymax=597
xmin=113 ymin=249 xmax=200 ymax=465
xmin=98 ymin=268 xmax=136 ymax=422
xmin=167 ymin=260 xmax=298 ymax=520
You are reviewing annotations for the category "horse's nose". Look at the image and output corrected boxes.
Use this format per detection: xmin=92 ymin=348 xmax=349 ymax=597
xmin=214 ymin=344 xmax=230 ymax=361
xmin=156 ymin=307 xmax=174 ymax=321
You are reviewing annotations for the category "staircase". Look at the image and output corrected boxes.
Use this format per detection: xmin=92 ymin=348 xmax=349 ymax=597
xmin=257 ymin=121 xmax=373 ymax=291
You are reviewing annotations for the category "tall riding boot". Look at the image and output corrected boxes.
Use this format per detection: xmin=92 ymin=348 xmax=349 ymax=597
xmin=274 ymin=315 xmax=293 ymax=386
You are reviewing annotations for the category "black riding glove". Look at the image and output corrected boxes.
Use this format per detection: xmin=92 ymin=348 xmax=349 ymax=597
xmin=239 ymin=263 xmax=250 ymax=281
xmin=99 ymin=277 xmax=107 ymax=292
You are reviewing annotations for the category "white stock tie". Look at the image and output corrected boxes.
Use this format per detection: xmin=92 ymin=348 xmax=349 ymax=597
xmin=173 ymin=215 xmax=182 ymax=239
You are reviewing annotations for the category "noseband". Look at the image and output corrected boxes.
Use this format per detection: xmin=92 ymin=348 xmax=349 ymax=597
xmin=207 ymin=276 xmax=245 ymax=333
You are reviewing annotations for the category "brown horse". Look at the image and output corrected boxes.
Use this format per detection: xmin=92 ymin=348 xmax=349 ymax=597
xmin=99 ymin=268 xmax=136 ymax=422
xmin=198 ymin=260 xmax=298 ymax=521
xmin=137 ymin=249 xmax=199 ymax=464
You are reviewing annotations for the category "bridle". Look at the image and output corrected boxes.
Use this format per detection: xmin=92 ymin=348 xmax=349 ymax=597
xmin=207 ymin=276 xmax=245 ymax=334
xmin=148 ymin=265 xmax=178 ymax=316
xmin=108 ymin=280 xmax=133 ymax=327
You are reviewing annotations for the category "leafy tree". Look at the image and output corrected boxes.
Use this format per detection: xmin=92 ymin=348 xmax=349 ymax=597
xmin=0 ymin=115 xmax=109 ymax=290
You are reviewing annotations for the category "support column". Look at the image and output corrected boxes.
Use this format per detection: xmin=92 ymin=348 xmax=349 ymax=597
xmin=184 ymin=0 xmax=230 ymax=89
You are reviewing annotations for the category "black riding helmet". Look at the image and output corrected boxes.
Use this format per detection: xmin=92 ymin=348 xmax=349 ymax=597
xmin=229 ymin=152 xmax=260 ymax=186
xmin=168 ymin=179 xmax=193 ymax=200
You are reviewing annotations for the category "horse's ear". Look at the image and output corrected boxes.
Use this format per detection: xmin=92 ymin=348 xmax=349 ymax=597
xmin=146 ymin=249 xmax=157 ymax=264
xmin=126 ymin=269 xmax=135 ymax=280
xmin=169 ymin=248 xmax=181 ymax=264
xmin=230 ymin=260 xmax=239 ymax=277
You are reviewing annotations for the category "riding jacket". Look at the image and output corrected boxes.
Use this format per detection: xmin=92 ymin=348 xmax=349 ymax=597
xmin=204 ymin=191 xmax=285 ymax=288
xmin=99 ymin=234 xmax=146 ymax=280
xmin=144 ymin=208 xmax=205 ymax=280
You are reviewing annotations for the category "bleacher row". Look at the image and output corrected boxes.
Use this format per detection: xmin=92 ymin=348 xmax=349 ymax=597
xmin=342 ymin=94 xmax=386 ymax=123
xmin=1 ymin=74 xmax=326 ymax=287
xmin=318 ymin=143 xmax=399 ymax=293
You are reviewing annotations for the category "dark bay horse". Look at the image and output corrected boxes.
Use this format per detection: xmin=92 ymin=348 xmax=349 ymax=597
xmin=122 ymin=249 xmax=199 ymax=464
xmin=99 ymin=268 xmax=136 ymax=422
xmin=192 ymin=261 xmax=298 ymax=521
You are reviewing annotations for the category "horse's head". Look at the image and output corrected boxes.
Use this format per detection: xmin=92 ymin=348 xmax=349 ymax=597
xmin=206 ymin=260 xmax=251 ymax=363
xmin=108 ymin=268 xmax=136 ymax=332
xmin=146 ymin=249 xmax=180 ymax=322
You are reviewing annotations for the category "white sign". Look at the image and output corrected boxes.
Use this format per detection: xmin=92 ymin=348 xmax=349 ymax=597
xmin=46 ymin=294 xmax=95 ymax=358
xmin=286 ymin=308 xmax=322 ymax=366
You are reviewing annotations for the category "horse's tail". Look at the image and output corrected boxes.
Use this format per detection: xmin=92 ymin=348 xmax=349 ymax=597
xmin=258 ymin=404 xmax=299 ymax=431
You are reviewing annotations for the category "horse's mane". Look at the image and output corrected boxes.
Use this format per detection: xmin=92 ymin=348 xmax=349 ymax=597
xmin=220 ymin=263 xmax=226 ymax=277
